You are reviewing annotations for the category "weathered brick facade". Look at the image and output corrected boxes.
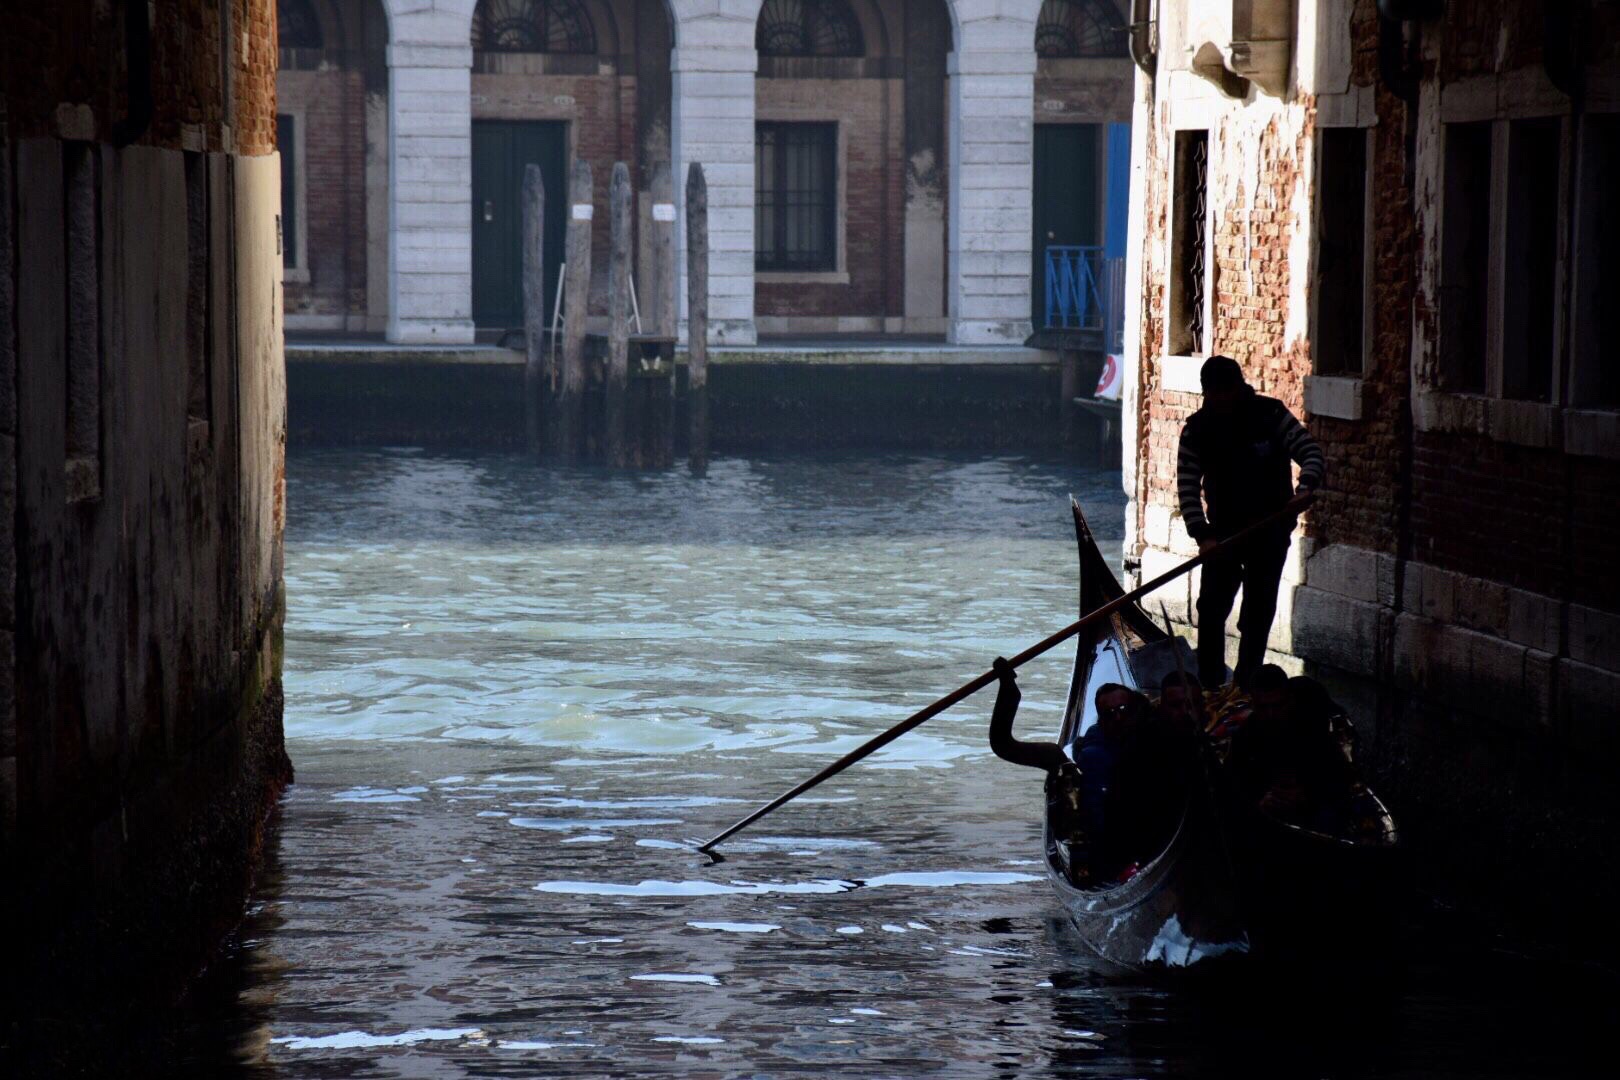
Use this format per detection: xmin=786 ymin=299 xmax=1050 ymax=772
xmin=1124 ymin=0 xmax=1620 ymax=946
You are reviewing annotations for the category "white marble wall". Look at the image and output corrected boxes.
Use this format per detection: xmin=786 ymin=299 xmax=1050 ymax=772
xmin=669 ymin=0 xmax=760 ymax=345
xmin=385 ymin=2 xmax=478 ymax=344
xmin=946 ymin=0 xmax=1040 ymax=345
xmin=379 ymin=0 xmax=1044 ymax=345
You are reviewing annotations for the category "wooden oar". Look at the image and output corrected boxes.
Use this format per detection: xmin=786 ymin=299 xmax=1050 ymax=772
xmin=696 ymin=495 xmax=1312 ymax=854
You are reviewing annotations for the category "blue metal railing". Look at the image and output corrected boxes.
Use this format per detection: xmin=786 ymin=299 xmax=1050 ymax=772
xmin=1044 ymin=245 xmax=1104 ymax=331
xmin=1043 ymin=245 xmax=1125 ymax=352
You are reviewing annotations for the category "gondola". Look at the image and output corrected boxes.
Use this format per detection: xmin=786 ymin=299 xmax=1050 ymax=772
xmin=1029 ymin=499 xmax=1400 ymax=970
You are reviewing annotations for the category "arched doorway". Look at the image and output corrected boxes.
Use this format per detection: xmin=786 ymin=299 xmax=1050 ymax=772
xmin=752 ymin=0 xmax=950 ymax=339
xmin=277 ymin=0 xmax=390 ymax=334
xmin=469 ymin=0 xmax=674 ymax=334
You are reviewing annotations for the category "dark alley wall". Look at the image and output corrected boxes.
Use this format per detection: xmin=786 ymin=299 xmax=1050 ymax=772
xmin=0 ymin=0 xmax=289 ymax=1017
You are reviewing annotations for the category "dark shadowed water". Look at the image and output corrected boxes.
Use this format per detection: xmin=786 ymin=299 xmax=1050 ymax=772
xmin=210 ymin=449 xmax=1612 ymax=1078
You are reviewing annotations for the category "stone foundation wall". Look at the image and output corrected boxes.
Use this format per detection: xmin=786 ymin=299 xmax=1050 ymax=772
xmin=284 ymin=350 xmax=1069 ymax=450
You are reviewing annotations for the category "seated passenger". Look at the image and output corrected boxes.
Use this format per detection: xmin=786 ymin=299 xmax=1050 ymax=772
xmin=1079 ymin=683 xmax=1150 ymax=877
xmin=1228 ymin=666 xmax=1350 ymax=827
xmin=1157 ymin=670 xmax=1207 ymax=737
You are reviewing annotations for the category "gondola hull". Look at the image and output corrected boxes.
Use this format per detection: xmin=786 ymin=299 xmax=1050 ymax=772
xmin=1043 ymin=499 xmax=1400 ymax=970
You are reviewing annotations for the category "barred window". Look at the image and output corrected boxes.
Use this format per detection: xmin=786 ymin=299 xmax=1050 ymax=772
xmin=277 ymin=0 xmax=323 ymax=49
xmin=1035 ymin=0 xmax=1127 ymax=59
xmin=471 ymin=0 xmax=597 ymax=54
xmin=756 ymin=123 xmax=837 ymax=272
xmin=1170 ymin=130 xmax=1208 ymax=356
xmin=756 ymin=0 xmax=864 ymax=58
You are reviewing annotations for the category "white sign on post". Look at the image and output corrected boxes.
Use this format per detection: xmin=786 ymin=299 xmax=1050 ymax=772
xmin=652 ymin=203 xmax=677 ymax=222
xmin=571 ymin=204 xmax=594 ymax=221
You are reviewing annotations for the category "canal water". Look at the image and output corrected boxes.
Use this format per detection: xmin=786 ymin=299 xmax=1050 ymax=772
xmin=213 ymin=449 xmax=1611 ymax=1078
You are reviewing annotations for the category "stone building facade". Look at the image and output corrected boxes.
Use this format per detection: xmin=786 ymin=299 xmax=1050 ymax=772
xmin=275 ymin=0 xmax=1136 ymax=344
xmin=1122 ymin=0 xmax=1619 ymax=937
xmin=1 ymin=0 xmax=289 ymax=1017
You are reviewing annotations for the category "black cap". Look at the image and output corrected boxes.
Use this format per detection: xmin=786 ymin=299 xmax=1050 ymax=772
xmin=1200 ymin=355 xmax=1245 ymax=392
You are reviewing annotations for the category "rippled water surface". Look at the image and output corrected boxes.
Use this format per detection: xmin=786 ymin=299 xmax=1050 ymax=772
xmin=222 ymin=450 xmax=1610 ymax=1078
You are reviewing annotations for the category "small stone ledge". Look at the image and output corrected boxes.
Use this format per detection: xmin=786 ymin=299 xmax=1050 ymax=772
xmin=1160 ymin=355 xmax=1205 ymax=395
xmin=1303 ymin=375 xmax=1365 ymax=421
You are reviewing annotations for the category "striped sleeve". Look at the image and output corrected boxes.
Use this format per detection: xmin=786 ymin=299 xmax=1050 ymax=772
xmin=1276 ymin=409 xmax=1326 ymax=490
xmin=1176 ymin=429 xmax=1212 ymax=541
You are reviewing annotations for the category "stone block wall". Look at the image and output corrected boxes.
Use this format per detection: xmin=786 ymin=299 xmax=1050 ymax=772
xmin=0 ymin=0 xmax=290 ymax=1018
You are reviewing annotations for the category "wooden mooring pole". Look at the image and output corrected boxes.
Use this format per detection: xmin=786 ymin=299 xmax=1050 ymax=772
xmin=555 ymin=160 xmax=592 ymax=462
xmin=685 ymin=162 xmax=709 ymax=475
xmin=522 ymin=163 xmax=546 ymax=455
xmin=604 ymin=162 xmax=632 ymax=467
xmin=649 ymin=162 xmax=676 ymax=340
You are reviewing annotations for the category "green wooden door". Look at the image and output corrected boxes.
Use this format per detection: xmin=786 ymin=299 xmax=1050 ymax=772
xmin=1032 ymin=124 xmax=1101 ymax=325
xmin=472 ymin=120 xmax=567 ymax=330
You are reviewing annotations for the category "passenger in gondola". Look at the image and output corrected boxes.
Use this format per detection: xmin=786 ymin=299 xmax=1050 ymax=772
xmin=1113 ymin=674 xmax=1203 ymax=856
xmin=1227 ymin=666 xmax=1353 ymax=829
xmin=1157 ymin=671 xmax=1207 ymax=736
xmin=1080 ymin=683 xmax=1155 ymax=876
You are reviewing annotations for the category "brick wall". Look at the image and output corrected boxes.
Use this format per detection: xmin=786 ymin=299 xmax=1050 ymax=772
xmin=280 ymin=68 xmax=368 ymax=318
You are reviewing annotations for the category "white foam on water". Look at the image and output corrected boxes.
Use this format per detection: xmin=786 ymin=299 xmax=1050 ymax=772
xmin=634 ymin=839 xmax=691 ymax=850
xmin=907 ymin=922 xmax=932 ymax=930
xmin=476 ymin=811 xmax=509 ymax=818
xmin=561 ymin=834 xmax=615 ymax=844
xmin=572 ymin=937 xmax=623 ymax=945
xmin=509 ymin=817 xmax=681 ymax=831
xmin=271 ymin=1026 xmax=481 ymax=1050
xmin=534 ymin=870 xmax=1039 ymax=898
xmin=880 ymin=924 xmax=908 ymax=934
xmin=687 ymin=921 xmax=780 ymax=934
xmin=829 ymin=1018 xmax=855 ymax=1025
xmin=432 ymin=776 xmax=468 ymax=785
xmin=653 ymin=1036 xmax=725 ymax=1045
xmin=536 ymin=878 xmax=854 ymax=897
xmin=836 ymin=926 xmax=864 ymax=935
xmin=851 ymin=1008 xmax=884 ymax=1016
xmin=497 ymin=1040 xmax=597 ymax=1050
xmin=330 ymin=787 xmax=421 ymax=804
xmin=631 ymin=973 xmax=720 ymax=986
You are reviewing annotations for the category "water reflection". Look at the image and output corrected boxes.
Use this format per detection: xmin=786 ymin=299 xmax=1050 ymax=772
xmin=203 ymin=450 xmax=1615 ymax=1078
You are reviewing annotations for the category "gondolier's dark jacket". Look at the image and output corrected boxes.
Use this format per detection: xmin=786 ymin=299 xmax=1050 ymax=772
xmin=1176 ymin=389 xmax=1324 ymax=541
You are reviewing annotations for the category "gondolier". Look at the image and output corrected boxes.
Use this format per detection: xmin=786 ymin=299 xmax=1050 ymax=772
xmin=1177 ymin=356 xmax=1324 ymax=688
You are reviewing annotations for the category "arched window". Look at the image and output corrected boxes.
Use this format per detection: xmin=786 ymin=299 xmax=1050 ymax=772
xmin=471 ymin=0 xmax=597 ymax=54
xmin=756 ymin=0 xmax=864 ymax=58
xmin=278 ymin=0 xmax=324 ymax=49
xmin=1035 ymin=0 xmax=1127 ymax=59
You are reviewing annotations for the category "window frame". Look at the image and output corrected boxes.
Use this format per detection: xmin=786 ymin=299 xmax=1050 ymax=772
xmin=1304 ymin=122 xmax=1375 ymax=421
xmin=1165 ymin=126 xmax=1211 ymax=365
xmin=754 ymin=119 xmax=842 ymax=276
xmin=277 ymin=111 xmax=310 ymax=283
xmin=1418 ymin=82 xmax=1618 ymax=460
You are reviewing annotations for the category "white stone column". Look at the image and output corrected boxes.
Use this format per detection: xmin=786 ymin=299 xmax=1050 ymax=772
xmin=947 ymin=1 xmax=1039 ymax=345
xmin=385 ymin=2 xmax=476 ymax=344
xmin=670 ymin=1 xmax=758 ymax=346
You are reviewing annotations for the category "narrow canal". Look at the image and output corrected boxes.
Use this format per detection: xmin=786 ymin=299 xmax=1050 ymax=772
xmin=211 ymin=449 xmax=1610 ymax=1077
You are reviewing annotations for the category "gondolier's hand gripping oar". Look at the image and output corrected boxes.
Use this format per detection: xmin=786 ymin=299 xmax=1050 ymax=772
xmin=695 ymin=495 xmax=1314 ymax=854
